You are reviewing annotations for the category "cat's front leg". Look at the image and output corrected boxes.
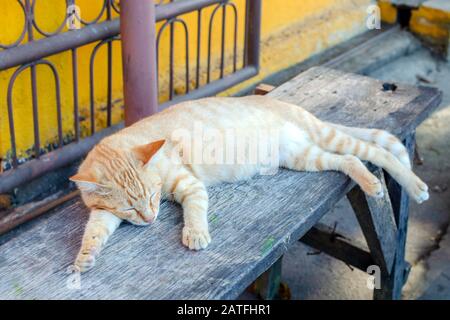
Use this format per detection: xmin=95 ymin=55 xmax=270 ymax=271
xmin=170 ymin=174 xmax=211 ymax=250
xmin=74 ymin=209 xmax=122 ymax=272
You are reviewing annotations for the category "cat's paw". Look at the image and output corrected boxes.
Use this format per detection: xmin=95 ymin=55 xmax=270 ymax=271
xmin=408 ymin=177 xmax=429 ymax=204
xmin=361 ymin=176 xmax=384 ymax=199
xmin=74 ymin=250 xmax=97 ymax=273
xmin=182 ymin=226 xmax=211 ymax=250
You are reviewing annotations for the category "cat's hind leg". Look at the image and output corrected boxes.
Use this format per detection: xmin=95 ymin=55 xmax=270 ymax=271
xmin=281 ymin=143 xmax=384 ymax=198
xmin=317 ymin=126 xmax=428 ymax=203
xmin=326 ymin=123 xmax=412 ymax=169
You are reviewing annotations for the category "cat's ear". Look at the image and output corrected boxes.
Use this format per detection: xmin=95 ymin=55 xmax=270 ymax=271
xmin=70 ymin=171 xmax=101 ymax=193
xmin=132 ymin=140 xmax=165 ymax=165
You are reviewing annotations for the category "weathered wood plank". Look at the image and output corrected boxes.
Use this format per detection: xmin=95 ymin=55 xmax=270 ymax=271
xmin=347 ymin=169 xmax=398 ymax=275
xmin=254 ymin=84 xmax=275 ymax=96
xmin=300 ymin=223 xmax=375 ymax=272
xmin=374 ymin=133 xmax=416 ymax=300
xmin=0 ymin=67 xmax=441 ymax=299
xmin=269 ymin=67 xmax=442 ymax=140
xmin=0 ymin=191 xmax=79 ymax=236
xmin=0 ymin=171 xmax=355 ymax=299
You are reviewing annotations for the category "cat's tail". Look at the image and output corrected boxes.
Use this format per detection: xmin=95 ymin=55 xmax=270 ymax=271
xmin=326 ymin=122 xmax=412 ymax=169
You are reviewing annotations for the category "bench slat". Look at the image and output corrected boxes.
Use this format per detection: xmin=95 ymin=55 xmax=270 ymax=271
xmin=0 ymin=67 xmax=441 ymax=299
xmin=270 ymin=67 xmax=441 ymax=138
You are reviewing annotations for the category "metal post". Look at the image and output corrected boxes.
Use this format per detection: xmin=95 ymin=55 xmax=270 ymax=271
xmin=121 ymin=0 xmax=159 ymax=126
xmin=244 ymin=0 xmax=261 ymax=70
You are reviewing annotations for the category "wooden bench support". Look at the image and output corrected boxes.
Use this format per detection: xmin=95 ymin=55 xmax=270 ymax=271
xmin=254 ymin=83 xmax=275 ymax=96
xmin=414 ymin=142 xmax=424 ymax=165
xmin=300 ymin=133 xmax=416 ymax=300
xmin=252 ymin=257 xmax=283 ymax=300
xmin=347 ymin=169 xmax=398 ymax=276
xmin=300 ymin=223 xmax=375 ymax=272
xmin=373 ymin=133 xmax=416 ymax=300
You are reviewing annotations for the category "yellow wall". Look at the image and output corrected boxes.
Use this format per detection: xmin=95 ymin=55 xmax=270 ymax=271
xmin=410 ymin=2 xmax=450 ymax=46
xmin=0 ymin=0 xmax=123 ymax=162
xmin=378 ymin=0 xmax=397 ymax=24
xmin=378 ymin=0 xmax=450 ymax=48
xmin=0 ymin=0 xmax=373 ymax=164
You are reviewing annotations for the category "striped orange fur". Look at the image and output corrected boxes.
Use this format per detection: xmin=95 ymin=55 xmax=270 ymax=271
xmin=70 ymin=95 xmax=428 ymax=272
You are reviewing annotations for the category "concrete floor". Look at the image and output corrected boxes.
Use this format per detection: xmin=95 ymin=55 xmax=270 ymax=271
xmin=275 ymin=48 xmax=450 ymax=300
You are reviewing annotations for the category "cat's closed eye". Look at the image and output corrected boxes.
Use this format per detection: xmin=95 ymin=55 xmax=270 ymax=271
xmin=150 ymin=192 xmax=159 ymax=209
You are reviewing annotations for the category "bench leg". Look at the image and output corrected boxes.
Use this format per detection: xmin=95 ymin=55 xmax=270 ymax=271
xmin=414 ymin=142 xmax=424 ymax=166
xmin=347 ymin=133 xmax=415 ymax=300
xmin=252 ymin=256 xmax=284 ymax=300
xmin=370 ymin=176 xmax=411 ymax=299
xmin=375 ymin=133 xmax=415 ymax=300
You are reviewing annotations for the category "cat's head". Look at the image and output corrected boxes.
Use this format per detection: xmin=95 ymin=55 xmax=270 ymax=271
xmin=70 ymin=140 xmax=165 ymax=226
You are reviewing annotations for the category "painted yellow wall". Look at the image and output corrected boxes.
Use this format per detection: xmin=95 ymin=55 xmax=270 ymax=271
xmin=378 ymin=0 xmax=397 ymax=24
xmin=410 ymin=2 xmax=450 ymax=45
xmin=0 ymin=0 xmax=123 ymax=163
xmin=0 ymin=0 xmax=373 ymax=164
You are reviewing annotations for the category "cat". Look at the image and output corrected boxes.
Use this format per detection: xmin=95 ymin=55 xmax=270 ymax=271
xmin=70 ymin=95 xmax=429 ymax=272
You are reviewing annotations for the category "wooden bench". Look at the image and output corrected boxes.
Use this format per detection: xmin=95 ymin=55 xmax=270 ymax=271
xmin=0 ymin=67 xmax=441 ymax=300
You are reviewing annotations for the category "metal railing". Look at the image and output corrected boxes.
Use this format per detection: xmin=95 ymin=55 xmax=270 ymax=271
xmin=0 ymin=0 xmax=261 ymax=194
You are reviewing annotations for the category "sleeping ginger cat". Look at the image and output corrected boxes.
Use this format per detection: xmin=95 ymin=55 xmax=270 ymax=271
xmin=70 ymin=95 xmax=429 ymax=272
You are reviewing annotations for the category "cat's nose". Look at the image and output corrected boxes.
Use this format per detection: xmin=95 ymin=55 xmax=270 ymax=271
xmin=142 ymin=215 xmax=154 ymax=223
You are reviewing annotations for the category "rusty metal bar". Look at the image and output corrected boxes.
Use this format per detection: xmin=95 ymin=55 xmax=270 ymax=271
xmin=89 ymin=37 xmax=120 ymax=134
xmin=30 ymin=65 xmax=41 ymax=159
xmin=121 ymin=0 xmax=159 ymax=125
xmin=0 ymin=19 xmax=120 ymax=71
xmin=106 ymin=1 xmax=114 ymax=127
xmin=6 ymin=72 xmax=19 ymax=168
xmin=196 ymin=9 xmax=202 ymax=89
xmin=7 ymin=59 xmax=64 ymax=168
xmin=160 ymin=65 xmax=257 ymax=110
xmin=230 ymin=3 xmax=238 ymax=72
xmin=156 ymin=0 xmax=223 ymax=21
xmin=184 ymin=22 xmax=190 ymax=94
xmin=106 ymin=45 xmax=113 ymax=127
xmin=43 ymin=61 xmax=64 ymax=148
xmin=25 ymin=0 xmax=41 ymax=160
xmin=220 ymin=4 xmax=226 ymax=79
xmin=244 ymin=0 xmax=261 ymax=70
xmin=207 ymin=3 xmax=222 ymax=83
xmin=71 ymin=48 xmax=80 ymax=141
xmin=169 ymin=20 xmax=175 ymax=100
xmin=156 ymin=18 xmax=190 ymax=100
